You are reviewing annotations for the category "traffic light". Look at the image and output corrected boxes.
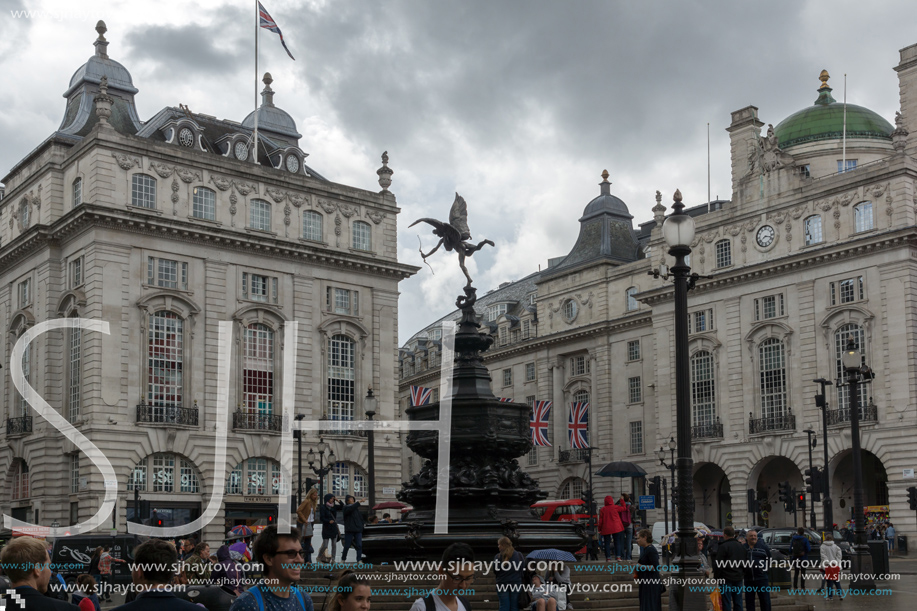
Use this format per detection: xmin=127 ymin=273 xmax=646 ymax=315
xmin=778 ymin=481 xmax=792 ymax=504
xmin=814 ymin=393 xmax=826 ymax=408
xmin=649 ymin=476 xmax=661 ymax=505
xmin=798 ymin=493 xmax=806 ymax=510
xmin=907 ymin=486 xmax=917 ymax=511
xmin=267 ymin=514 xmax=275 ymax=525
xmin=804 ymin=468 xmax=822 ymax=502
xmin=747 ymin=489 xmax=759 ymax=513
xmin=156 ymin=518 xmax=163 ymax=527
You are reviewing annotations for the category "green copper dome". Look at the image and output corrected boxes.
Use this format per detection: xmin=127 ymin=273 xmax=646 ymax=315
xmin=773 ymin=71 xmax=893 ymax=149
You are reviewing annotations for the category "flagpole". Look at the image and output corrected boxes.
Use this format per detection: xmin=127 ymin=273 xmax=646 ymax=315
xmin=253 ymin=0 xmax=260 ymax=165
xmin=707 ymin=122 xmax=711 ymax=212
xmin=842 ymin=73 xmax=847 ymax=173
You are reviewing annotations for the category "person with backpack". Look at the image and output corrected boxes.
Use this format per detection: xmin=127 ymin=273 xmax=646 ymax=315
xmin=494 ymin=537 xmax=525 ymax=611
xmin=618 ymin=493 xmax=636 ymax=560
xmin=409 ymin=543 xmax=475 ymax=611
xmin=341 ymin=495 xmax=365 ymax=563
xmin=228 ymin=525 xmax=312 ymax=611
xmin=713 ymin=527 xmax=745 ymax=611
xmin=71 ymin=575 xmax=101 ymax=611
xmin=790 ymin=527 xmax=811 ymax=590
xmin=598 ymin=495 xmax=628 ymax=561
xmin=318 ymin=493 xmax=341 ymax=563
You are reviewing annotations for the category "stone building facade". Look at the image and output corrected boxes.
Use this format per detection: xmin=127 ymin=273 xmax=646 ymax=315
xmin=399 ymin=43 xmax=917 ymax=544
xmin=0 ymin=22 xmax=416 ymax=542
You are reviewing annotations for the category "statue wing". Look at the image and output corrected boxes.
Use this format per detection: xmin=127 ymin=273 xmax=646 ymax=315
xmin=448 ymin=193 xmax=472 ymax=240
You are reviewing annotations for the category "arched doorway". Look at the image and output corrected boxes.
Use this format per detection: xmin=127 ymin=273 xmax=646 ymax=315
xmin=693 ymin=463 xmax=731 ymax=528
xmin=751 ymin=456 xmax=802 ymax=528
xmin=830 ymin=450 xmax=888 ymax=528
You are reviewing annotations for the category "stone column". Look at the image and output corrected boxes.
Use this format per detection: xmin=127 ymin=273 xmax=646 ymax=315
xmin=551 ymin=363 xmax=564 ymax=461
xmin=725 ymin=106 xmax=764 ymax=205
xmin=894 ymin=43 xmax=917 ymax=155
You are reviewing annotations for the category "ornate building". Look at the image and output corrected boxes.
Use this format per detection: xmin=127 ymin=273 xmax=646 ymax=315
xmin=0 ymin=22 xmax=416 ymax=541
xmin=400 ymin=43 xmax=917 ymax=542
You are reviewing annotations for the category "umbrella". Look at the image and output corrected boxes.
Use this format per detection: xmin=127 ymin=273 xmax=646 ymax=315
xmin=372 ymin=501 xmax=408 ymax=510
xmin=662 ymin=525 xmax=713 ymax=546
xmin=524 ymin=549 xmax=577 ymax=562
xmin=228 ymin=525 xmax=254 ymax=538
xmin=595 ymin=461 xmax=647 ymax=478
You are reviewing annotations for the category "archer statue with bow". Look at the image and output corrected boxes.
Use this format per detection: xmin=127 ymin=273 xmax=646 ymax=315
xmin=411 ymin=193 xmax=494 ymax=288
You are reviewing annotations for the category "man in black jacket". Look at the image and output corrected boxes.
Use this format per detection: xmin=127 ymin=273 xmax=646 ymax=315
xmin=112 ymin=539 xmax=201 ymax=611
xmin=341 ymin=495 xmax=365 ymax=562
xmin=743 ymin=530 xmax=772 ymax=611
xmin=714 ymin=526 xmax=746 ymax=611
xmin=0 ymin=537 xmax=80 ymax=611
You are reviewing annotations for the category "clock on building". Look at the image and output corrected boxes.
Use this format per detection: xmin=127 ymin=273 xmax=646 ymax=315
xmin=756 ymin=225 xmax=776 ymax=247
xmin=234 ymin=141 xmax=249 ymax=161
xmin=285 ymin=154 xmax=300 ymax=173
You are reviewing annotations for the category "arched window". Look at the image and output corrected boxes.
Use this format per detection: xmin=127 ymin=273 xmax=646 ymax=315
xmin=19 ymin=199 xmax=30 ymax=229
xmin=250 ymin=199 xmax=272 ymax=231
xmin=352 ymin=221 xmax=372 ymax=251
xmin=573 ymin=389 xmax=589 ymax=404
xmin=328 ymin=335 xmax=355 ymax=423
xmin=10 ymin=460 xmax=29 ymax=500
xmin=226 ymin=458 xmax=283 ymax=495
xmin=68 ymin=314 xmax=82 ymax=422
xmin=17 ymin=338 xmax=31 ymax=417
xmin=690 ymin=351 xmax=715 ymax=425
xmin=715 ymin=239 xmax=732 ymax=268
xmin=128 ymin=453 xmax=201 ymax=494
xmin=563 ymin=299 xmax=578 ymax=321
xmin=329 ymin=462 xmax=367 ymax=498
xmin=559 ymin=477 xmax=585 ymax=500
xmin=758 ymin=338 xmax=787 ymax=419
xmin=303 ymin=211 xmax=323 ymax=242
xmin=148 ymin=312 xmax=183 ymax=412
xmin=243 ymin=324 xmax=275 ymax=420
xmin=626 ymin=287 xmax=638 ymax=311
xmin=834 ymin=323 xmax=866 ymax=412
xmin=72 ymin=178 xmax=82 ymax=208
xmin=192 ymin=187 xmax=216 ymax=220
xmin=131 ymin=174 xmax=157 ymax=209
xmin=854 ymin=201 xmax=873 ymax=232
xmin=804 ymin=215 xmax=822 ymax=245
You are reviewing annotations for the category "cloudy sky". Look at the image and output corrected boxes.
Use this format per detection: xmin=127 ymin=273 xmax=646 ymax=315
xmin=2 ymin=0 xmax=915 ymax=343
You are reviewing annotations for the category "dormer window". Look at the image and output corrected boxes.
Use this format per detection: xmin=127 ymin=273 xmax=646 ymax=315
xmin=234 ymin=140 xmax=250 ymax=161
xmin=160 ymin=119 xmax=203 ymax=150
xmin=178 ymin=127 xmax=194 ymax=147
xmin=285 ymin=154 xmax=300 ymax=173
xmin=486 ymin=303 xmax=507 ymax=322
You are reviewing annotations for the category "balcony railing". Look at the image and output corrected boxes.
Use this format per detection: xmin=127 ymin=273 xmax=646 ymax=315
xmin=559 ymin=448 xmax=591 ymax=464
xmin=826 ymin=404 xmax=878 ymax=426
xmin=136 ymin=403 xmax=199 ymax=426
xmin=749 ymin=410 xmax=796 ymax=434
xmin=320 ymin=418 xmax=367 ymax=437
xmin=692 ymin=419 xmax=723 ymax=440
xmin=7 ymin=416 xmax=32 ymax=436
xmin=233 ymin=410 xmax=283 ymax=432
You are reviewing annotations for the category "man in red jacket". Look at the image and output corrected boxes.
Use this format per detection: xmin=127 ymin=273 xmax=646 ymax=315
xmin=598 ymin=495 xmax=628 ymax=561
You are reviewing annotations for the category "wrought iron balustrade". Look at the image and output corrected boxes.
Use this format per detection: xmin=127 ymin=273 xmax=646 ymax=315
xmin=7 ymin=416 xmax=32 ymax=436
xmin=559 ymin=448 xmax=591 ymax=463
xmin=691 ymin=420 xmax=723 ymax=440
xmin=319 ymin=417 xmax=367 ymax=437
xmin=232 ymin=410 xmax=283 ymax=432
xmin=136 ymin=403 xmax=199 ymax=426
xmin=748 ymin=411 xmax=796 ymax=434
xmin=826 ymin=404 xmax=878 ymax=426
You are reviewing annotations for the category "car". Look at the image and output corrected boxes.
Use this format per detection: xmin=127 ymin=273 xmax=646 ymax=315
xmin=757 ymin=528 xmax=851 ymax=562
xmin=50 ymin=534 xmax=145 ymax=585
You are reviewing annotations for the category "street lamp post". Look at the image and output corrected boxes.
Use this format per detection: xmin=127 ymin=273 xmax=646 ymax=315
xmin=660 ymin=189 xmax=705 ymax=611
xmin=803 ymin=429 xmax=817 ymax=530
xmin=841 ymin=337 xmax=876 ymax=590
xmin=294 ymin=414 xmax=305 ymax=512
xmin=364 ymin=388 xmax=378 ymax=510
xmin=657 ymin=436 xmax=678 ymax=525
xmin=813 ymin=379 xmax=834 ymax=532
xmin=307 ymin=438 xmax=336 ymax=504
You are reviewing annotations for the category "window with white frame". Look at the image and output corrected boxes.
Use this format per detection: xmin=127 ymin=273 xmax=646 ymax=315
xmin=628 ymin=376 xmax=642 ymax=404
xmin=131 ymin=174 xmax=157 ymax=209
xmin=522 ymin=319 xmax=531 ymax=339
xmin=430 ymin=328 xmax=443 ymax=341
xmin=326 ymin=287 xmax=359 ymax=316
xmin=627 ymin=339 xmax=641 ymax=361
xmin=352 ymin=221 xmax=372 ymax=251
xmin=131 ymin=453 xmax=201 ymax=494
xmin=432 ymin=388 xmax=439 ymax=402
xmin=243 ymin=324 xmax=274 ymax=415
xmin=526 ymin=395 xmax=536 ymax=406
xmin=838 ymin=159 xmax=858 ymax=173
xmin=511 ymin=328 xmax=520 ymax=343
xmin=226 ymin=458 xmax=283 ymax=496
xmin=854 ymin=201 xmax=873 ymax=232
xmin=328 ymin=334 xmax=355 ymax=423
xmin=804 ymin=215 xmax=823 ymax=245
xmin=242 ymin=272 xmax=279 ymax=304
xmin=758 ymin=338 xmax=787 ymax=419
xmin=626 ymin=287 xmax=639 ymax=311
xmin=70 ymin=455 xmax=80 ymax=494
xmin=754 ymin=294 xmax=784 ymax=321
xmin=329 ymin=462 xmax=367 ymax=498
xmin=487 ymin=303 xmax=508 ymax=322
xmin=573 ymin=389 xmax=589 ymax=404
xmin=17 ymin=342 xmax=30 ymax=417
xmin=147 ymin=311 xmax=183 ymax=409
xmin=192 ymin=187 xmax=216 ymax=221
xmin=128 ymin=464 xmax=146 ymax=492
xmin=19 ymin=199 xmax=30 ymax=229
xmin=691 ymin=351 xmax=716 ymax=426
xmin=559 ymin=478 xmax=584 ymax=500
xmin=18 ymin=278 xmax=31 ymax=308
xmin=250 ymin=199 xmax=272 ymax=231
xmin=829 ymin=276 xmax=864 ymax=306
xmin=629 ymin=421 xmax=643 ymax=454
xmin=503 ymin=368 xmax=512 ymax=387
xmin=11 ymin=461 xmax=29 ymax=500
xmin=692 ymin=309 xmax=714 ymax=333
xmin=72 ymin=178 xmax=82 ymax=208
xmin=834 ymin=323 xmax=867 ymax=412
xmin=147 ymin=257 xmax=188 ymax=291
xmin=563 ymin=299 xmax=578 ymax=321
xmin=303 ymin=210 xmax=323 ymax=242
xmin=69 ymin=257 xmax=83 ymax=288
xmin=68 ymin=315 xmax=81 ymax=421
xmin=499 ymin=326 xmax=508 ymax=346
xmin=527 ymin=447 xmax=538 ymax=466
xmin=525 ymin=362 xmax=536 ymax=382
xmin=715 ymin=239 xmax=732 ymax=268
xmin=570 ymin=355 xmax=589 ymax=376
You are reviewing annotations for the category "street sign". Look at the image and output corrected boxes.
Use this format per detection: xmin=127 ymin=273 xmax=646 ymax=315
xmin=904 ymin=469 xmax=915 ymax=479
xmin=382 ymin=487 xmax=397 ymax=495
xmin=639 ymin=495 xmax=655 ymax=510
xmin=50 ymin=521 xmax=60 ymax=528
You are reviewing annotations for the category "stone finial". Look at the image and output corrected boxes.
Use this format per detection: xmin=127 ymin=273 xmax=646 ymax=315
xmin=377 ymin=151 xmax=394 ymax=193
xmin=674 ymin=189 xmax=683 ymax=203
xmin=652 ymin=190 xmax=667 ymax=224
xmin=892 ymin=110 xmax=909 ymax=153
xmin=94 ymin=20 xmax=109 ymax=58
xmin=261 ymin=72 xmax=275 ymax=106
xmin=601 ymin=169 xmax=610 ymax=182
xmin=94 ymin=76 xmax=113 ymax=125
xmin=818 ymin=69 xmax=830 ymax=89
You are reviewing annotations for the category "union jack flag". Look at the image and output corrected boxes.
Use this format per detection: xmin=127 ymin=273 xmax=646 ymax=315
xmin=410 ymin=385 xmax=432 ymax=406
xmin=498 ymin=397 xmax=514 ymax=403
xmin=259 ymin=2 xmax=295 ymax=60
xmin=530 ymin=400 xmax=552 ymax=447
xmin=568 ymin=402 xmax=589 ymax=449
